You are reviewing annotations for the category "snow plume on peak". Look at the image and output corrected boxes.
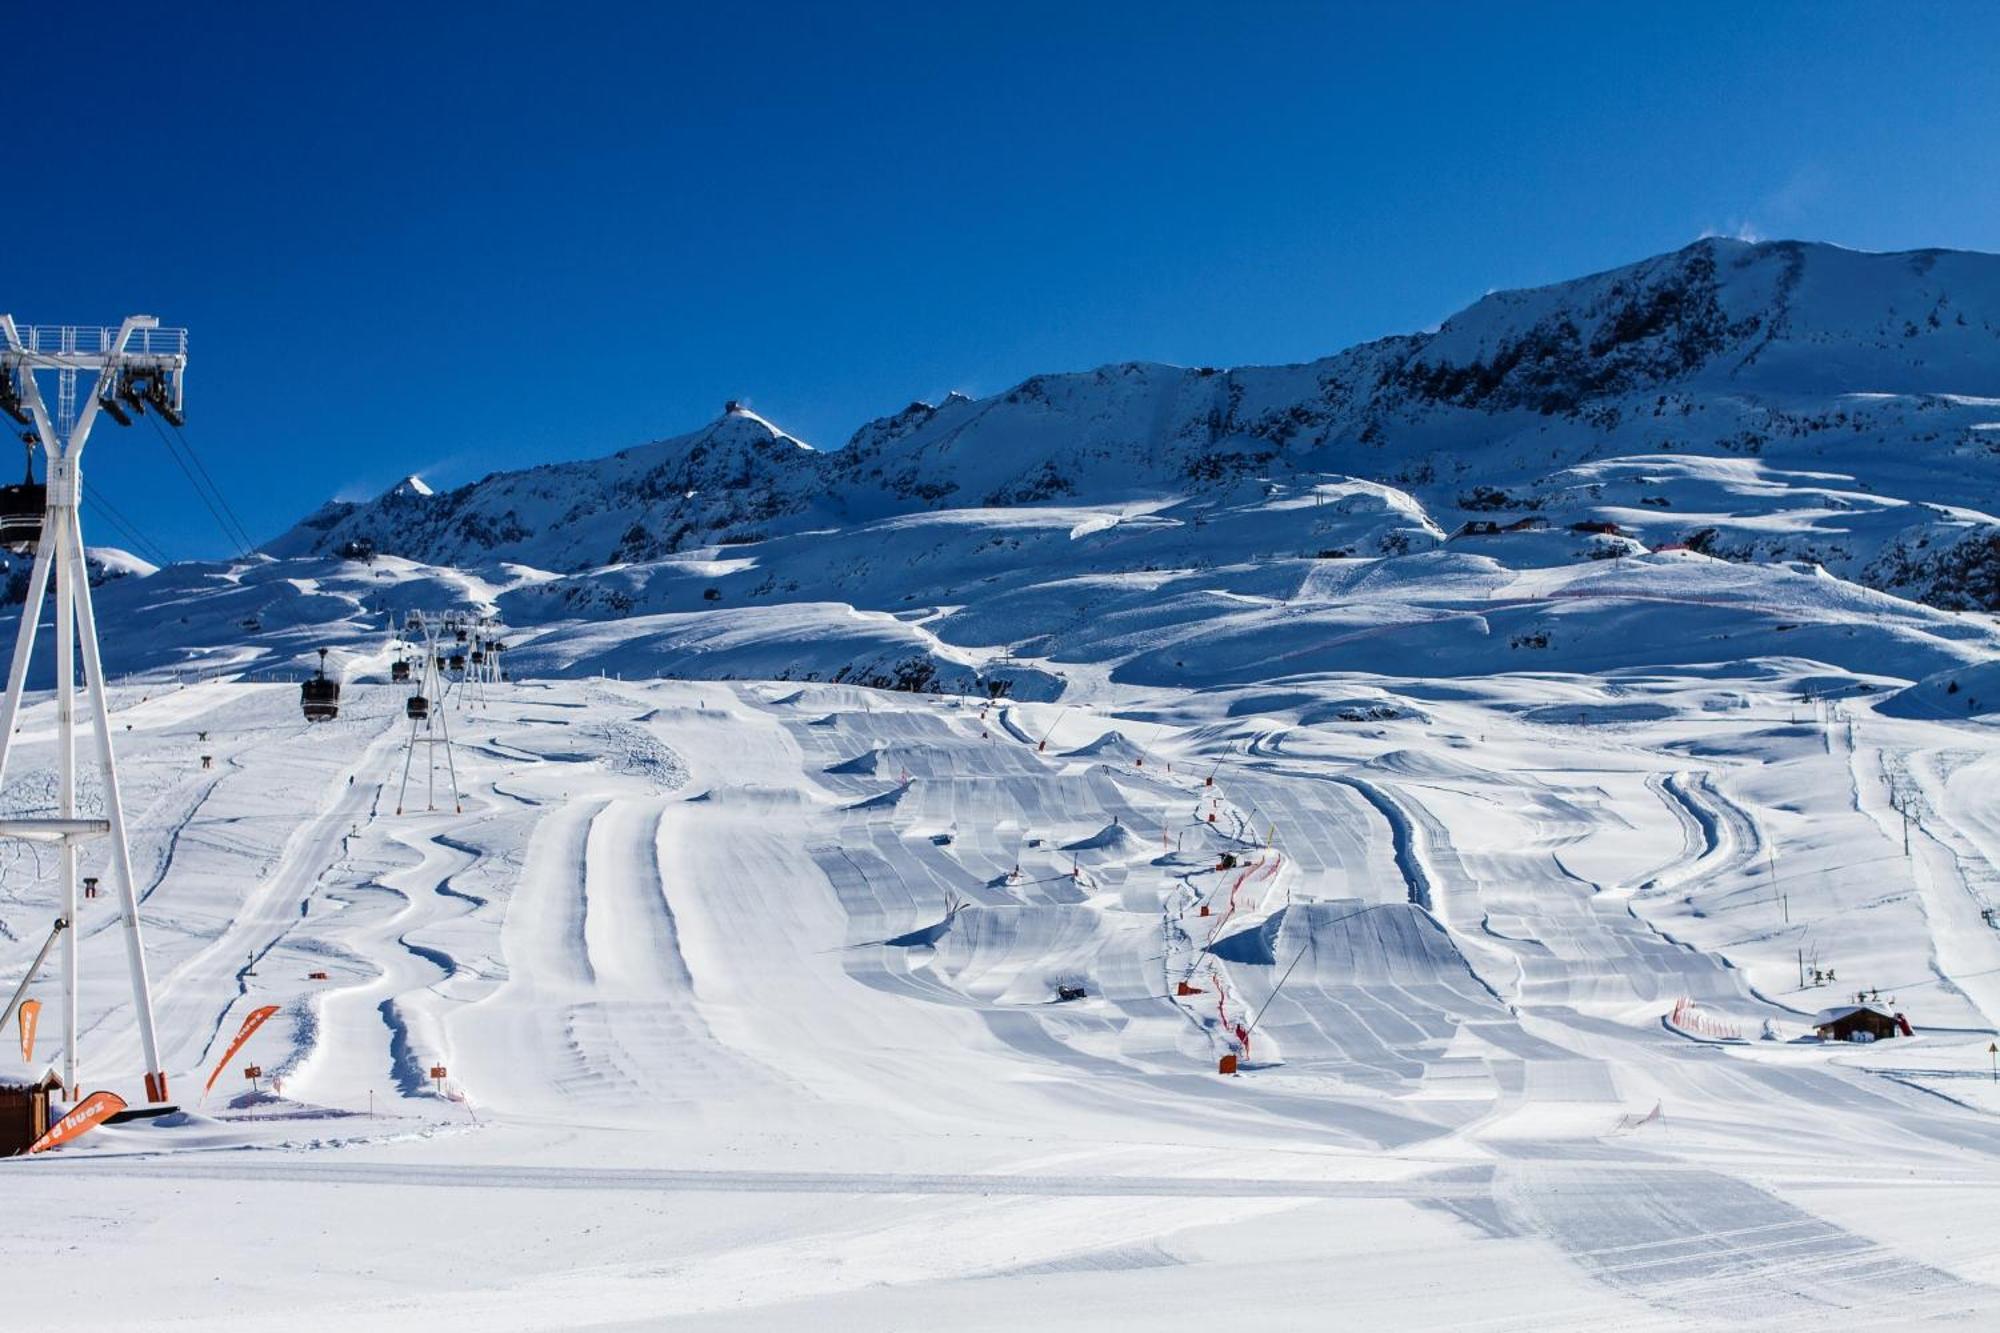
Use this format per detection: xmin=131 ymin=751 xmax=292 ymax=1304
xmin=387 ymin=475 xmax=434 ymax=498
xmin=711 ymin=404 xmax=814 ymax=452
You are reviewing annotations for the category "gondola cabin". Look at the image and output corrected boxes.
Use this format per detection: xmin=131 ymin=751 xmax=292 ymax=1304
xmin=406 ymin=695 xmax=430 ymax=721
xmin=0 ymin=1062 xmax=62 ymax=1156
xmin=300 ymin=648 xmax=340 ymax=722
xmin=391 ymin=658 xmax=411 ymax=684
xmin=0 ymin=447 xmax=45 ymax=556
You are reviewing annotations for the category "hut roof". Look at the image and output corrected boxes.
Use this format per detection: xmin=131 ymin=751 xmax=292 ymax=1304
xmin=0 ymin=1059 xmax=62 ymax=1091
xmin=1810 ymin=1004 xmax=1895 ymax=1027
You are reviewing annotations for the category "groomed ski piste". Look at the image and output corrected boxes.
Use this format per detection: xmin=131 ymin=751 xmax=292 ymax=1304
xmin=6 ymin=647 xmax=2000 ymax=1329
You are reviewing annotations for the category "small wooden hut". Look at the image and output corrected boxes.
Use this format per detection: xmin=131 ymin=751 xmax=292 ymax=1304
xmin=0 ymin=1061 xmax=64 ymax=1155
xmin=1811 ymin=1005 xmax=1910 ymax=1043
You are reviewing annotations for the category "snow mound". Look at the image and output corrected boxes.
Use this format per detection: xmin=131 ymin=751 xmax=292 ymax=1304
xmin=825 ymin=749 xmax=885 ymax=776
xmin=1061 ymin=731 xmax=1146 ymax=762
xmin=1878 ymin=659 xmax=2000 ymax=719
xmin=1362 ymin=749 xmax=1493 ymax=781
xmin=1210 ymin=902 xmax=1494 ymax=989
xmin=1060 ymin=822 xmax=1139 ymax=853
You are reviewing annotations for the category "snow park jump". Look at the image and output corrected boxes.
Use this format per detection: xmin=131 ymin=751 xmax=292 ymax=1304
xmin=10 ymin=13 xmax=2000 ymax=1325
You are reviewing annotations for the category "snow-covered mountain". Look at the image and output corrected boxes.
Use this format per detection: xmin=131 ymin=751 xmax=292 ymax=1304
xmin=268 ymin=408 xmax=828 ymax=570
xmin=37 ymin=237 xmax=2000 ymax=722
xmin=269 ymin=238 xmax=2000 ymax=607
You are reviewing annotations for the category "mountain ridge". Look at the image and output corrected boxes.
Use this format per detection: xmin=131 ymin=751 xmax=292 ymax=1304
xmin=267 ymin=237 xmax=2000 ymax=602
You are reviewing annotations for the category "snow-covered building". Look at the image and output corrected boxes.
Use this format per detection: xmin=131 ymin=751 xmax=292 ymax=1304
xmin=0 ymin=1061 xmax=62 ymax=1155
xmin=1811 ymin=1005 xmax=1911 ymax=1043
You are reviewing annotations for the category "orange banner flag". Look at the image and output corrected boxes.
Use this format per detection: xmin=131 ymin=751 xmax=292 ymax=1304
xmin=18 ymin=999 xmax=40 ymax=1062
xmin=204 ymin=1004 xmax=280 ymax=1099
xmin=29 ymin=1089 xmax=127 ymax=1154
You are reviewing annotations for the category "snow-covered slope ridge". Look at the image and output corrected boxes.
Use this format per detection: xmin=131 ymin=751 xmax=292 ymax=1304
xmin=268 ymin=239 xmax=2000 ymax=607
xmin=268 ymin=407 xmax=824 ymax=570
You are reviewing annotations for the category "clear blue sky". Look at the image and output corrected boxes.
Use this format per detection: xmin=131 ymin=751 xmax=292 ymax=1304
xmin=10 ymin=2 xmax=1999 ymax=559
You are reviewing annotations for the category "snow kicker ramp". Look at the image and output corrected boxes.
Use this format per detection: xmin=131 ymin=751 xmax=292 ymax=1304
xmin=1212 ymin=902 xmax=1516 ymax=1097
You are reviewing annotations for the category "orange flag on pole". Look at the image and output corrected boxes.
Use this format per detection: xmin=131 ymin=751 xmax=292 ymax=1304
xmin=18 ymin=999 xmax=40 ymax=1062
xmin=29 ymin=1090 xmax=127 ymax=1154
xmin=204 ymin=1004 xmax=280 ymax=1099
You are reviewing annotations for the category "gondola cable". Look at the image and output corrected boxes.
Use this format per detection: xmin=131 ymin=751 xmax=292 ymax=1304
xmin=143 ymin=411 xmax=251 ymax=559
xmin=80 ymin=480 xmax=175 ymax=569
xmin=164 ymin=418 xmax=256 ymax=556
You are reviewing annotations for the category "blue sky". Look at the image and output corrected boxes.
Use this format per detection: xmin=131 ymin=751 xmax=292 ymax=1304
xmin=10 ymin=2 xmax=1999 ymax=559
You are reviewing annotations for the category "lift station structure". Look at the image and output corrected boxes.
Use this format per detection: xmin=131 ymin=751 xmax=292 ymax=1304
xmin=0 ymin=316 xmax=184 ymax=1105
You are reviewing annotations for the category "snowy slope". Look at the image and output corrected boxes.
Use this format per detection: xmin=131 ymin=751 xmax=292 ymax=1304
xmin=5 ymin=664 xmax=2000 ymax=1329
xmin=267 ymin=408 xmax=826 ymax=571
xmin=5 ymin=239 xmax=2000 ymax=1329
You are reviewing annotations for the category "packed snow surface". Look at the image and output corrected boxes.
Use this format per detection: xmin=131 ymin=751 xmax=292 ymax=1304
xmin=4 ymin=658 xmax=2000 ymax=1329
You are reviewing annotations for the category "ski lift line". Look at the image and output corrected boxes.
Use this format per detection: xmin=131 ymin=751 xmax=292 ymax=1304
xmin=80 ymin=481 xmax=174 ymax=568
xmin=147 ymin=411 xmax=253 ymax=556
xmin=79 ymin=500 xmax=169 ymax=570
xmin=82 ymin=495 xmax=171 ymax=569
xmin=145 ymin=413 xmax=251 ymax=558
xmin=146 ymin=412 xmax=247 ymax=557
xmin=165 ymin=418 xmax=257 ymax=556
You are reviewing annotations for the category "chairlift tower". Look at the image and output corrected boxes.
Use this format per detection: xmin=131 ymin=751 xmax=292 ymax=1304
xmin=459 ymin=614 xmax=506 ymax=707
xmin=397 ymin=611 xmax=463 ymax=815
xmin=0 ymin=315 xmax=185 ymax=1104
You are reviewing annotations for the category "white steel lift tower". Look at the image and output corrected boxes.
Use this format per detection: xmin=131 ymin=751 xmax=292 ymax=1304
xmin=0 ymin=315 xmax=183 ymax=1104
xmin=397 ymin=611 xmax=463 ymax=816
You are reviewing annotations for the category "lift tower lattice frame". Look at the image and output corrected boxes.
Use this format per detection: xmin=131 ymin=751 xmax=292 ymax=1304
xmin=0 ymin=315 xmax=183 ymax=1104
xmin=397 ymin=611 xmax=463 ymax=816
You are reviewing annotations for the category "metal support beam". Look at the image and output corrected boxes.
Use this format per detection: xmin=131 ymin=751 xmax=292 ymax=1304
xmin=0 ymin=819 xmax=110 ymax=839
